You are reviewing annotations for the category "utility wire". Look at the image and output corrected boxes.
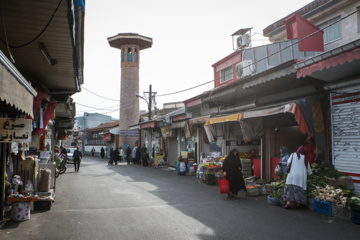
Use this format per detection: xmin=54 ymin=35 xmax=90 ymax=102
xmin=76 ymin=103 xmax=118 ymax=110
xmin=0 ymin=0 xmax=63 ymax=48
xmin=156 ymin=8 xmax=360 ymax=97
xmin=78 ymin=9 xmax=360 ymax=101
xmin=82 ymin=87 xmax=120 ymax=101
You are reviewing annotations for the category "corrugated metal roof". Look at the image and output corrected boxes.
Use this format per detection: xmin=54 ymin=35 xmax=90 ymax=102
xmin=231 ymin=28 xmax=253 ymax=36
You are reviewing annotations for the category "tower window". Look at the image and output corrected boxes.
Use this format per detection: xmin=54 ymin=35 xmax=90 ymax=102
xmin=127 ymin=47 xmax=132 ymax=62
xmin=134 ymin=48 xmax=138 ymax=62
xmin=122 ymin=48 xmax=125 ymax=62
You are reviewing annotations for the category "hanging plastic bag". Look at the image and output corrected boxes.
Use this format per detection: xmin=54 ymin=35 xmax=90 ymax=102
xmin=274 ymin=163 xmax=283 ymax=177
xmin=24 ymin=180 xmax=34 ymax=194
xmin=219 ymin=176 xmax=230 ymax=194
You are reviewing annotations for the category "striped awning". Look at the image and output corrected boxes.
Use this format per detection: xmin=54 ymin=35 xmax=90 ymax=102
xmin=0 ymin=51 xmax=37 ymax=117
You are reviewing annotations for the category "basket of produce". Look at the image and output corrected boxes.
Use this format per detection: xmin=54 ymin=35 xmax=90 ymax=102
xmin=205 ymin=172 xmax=216 ymax=185
xmin=245 ymin=185 xmax=260 ymax=196
xmin=268 ymin=195 xmax=281 ymax=206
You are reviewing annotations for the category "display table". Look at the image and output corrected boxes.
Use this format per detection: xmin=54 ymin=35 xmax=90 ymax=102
xmin=7 ymin=196 xmax=39 ymax=221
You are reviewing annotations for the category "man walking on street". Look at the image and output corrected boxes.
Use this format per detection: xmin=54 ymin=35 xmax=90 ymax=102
xmin=126 ymin=145 xmax=131 ymax=165
xmin=140 ymin=144 xmax=148 ymax=166
xmin=91 ymin=147 xmax=95 ymax=157
xmin=73 ymin=146 xmax=82 ymax=172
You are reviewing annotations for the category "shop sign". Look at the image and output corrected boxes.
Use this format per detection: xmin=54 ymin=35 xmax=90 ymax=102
xmin=161 ymin=127 xmax=172 ymax=138
xmin=118 ymin=130 xmax=139 ymax=137
xmin=103 ymin=133 xmax=111 ymax=142
xmin=170 ymin=121 xmax=186 ymax=129
xmin=0 ymin=118 xmax=31 ymax=142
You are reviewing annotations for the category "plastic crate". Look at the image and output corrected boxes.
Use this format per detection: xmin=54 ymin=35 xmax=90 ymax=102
xmin=314 ymin=199 xmax=332 ymax=216
xmin=351 ymin=210 xmax=360 ymax=224
xmin=332 ymin=204 xmax=351 ymax=222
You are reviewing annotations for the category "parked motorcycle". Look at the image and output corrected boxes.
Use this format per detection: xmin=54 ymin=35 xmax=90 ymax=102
xmin=56 ymin=154 xmax=69 ymax=178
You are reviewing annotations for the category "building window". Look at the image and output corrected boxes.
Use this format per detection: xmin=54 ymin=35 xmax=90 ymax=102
xmin=319 ymin=16 xmax=342 ymax=44
xmin=219 ymin=66 xmax=233 ymax=83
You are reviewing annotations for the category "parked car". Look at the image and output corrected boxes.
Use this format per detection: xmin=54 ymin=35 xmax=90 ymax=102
xmin=67 ymin=147 xmax=77 ymax=164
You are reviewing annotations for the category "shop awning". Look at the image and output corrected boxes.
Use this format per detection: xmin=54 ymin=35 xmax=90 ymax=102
xmin=170 ymin=121 xmax=186 ymax=129
xmin=140 ymin=121 xmax=157 ymax=129
xmin=242 ymin=64 xmax=296 ymax=89
xmin=203 ymin=103 xmax=313 ymax=142
xmin=128 ymin=124 xmax=141 ymax=130
xmin=242 ymin=103 xmax=313 ymax=139
xmin=204 ymin=113 xmax=242 ymax=142
xmin=189 ymin=115 xmax=210 ymax=125
xmin=204 ymin=113 xmax=242 ymax=126
xmin=110 ymin=127 xmax=120 ymax=135
xmin=0 ymin=51 xmax=37 ymax=118
xmin=295 ymin=40 xmax=360 ymax=81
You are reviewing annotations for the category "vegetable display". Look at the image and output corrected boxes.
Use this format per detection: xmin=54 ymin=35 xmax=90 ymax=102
xmin=348 ymin=196 xmax=360 ymax=210
xmin=313 ymin=185 xmax=347 ymax=207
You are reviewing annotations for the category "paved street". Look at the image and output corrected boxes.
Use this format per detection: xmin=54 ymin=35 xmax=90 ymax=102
xmin=1 ymin=156 xmax=360 ymax=240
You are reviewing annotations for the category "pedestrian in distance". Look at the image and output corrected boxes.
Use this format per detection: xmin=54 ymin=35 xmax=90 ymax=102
xmin=283 ymin=145 xmax=312 ymax=209
xmin=135 ymin=146 xmax=141 ymax=165
xmin=113 ymin=147 xmax=120 ymax=165
xmin=126 ymin=145 xmax=131 ymax=165
xmin=91 ymin=147 xmax=95 ymax=157
xmin=278 ymin=146 xmax=290 ymax=179
xmin=73 ymin=146 xmax=82 ymax=173
xmin=108 ymin=148 xmax=114 ymax=165
xmin=101 ymin=147 xmax=105 ymax=159
xmin=119 ymin=147 xmax=124 ymax=162
xmin=132 ymin=145 xmax=138 ymax=164
xmin=222 ymin=149 xmax=247 ymax=199
xmin=140 ymin=144 xmax=147 ymax=166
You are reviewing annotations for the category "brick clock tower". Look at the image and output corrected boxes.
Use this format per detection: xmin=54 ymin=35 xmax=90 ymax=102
xmin=108 ymin=33 xmax=152 ymax=149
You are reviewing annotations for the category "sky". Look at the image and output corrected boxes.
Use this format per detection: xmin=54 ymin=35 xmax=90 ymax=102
xmin=73 ymin=0 xmax=314 ymax=120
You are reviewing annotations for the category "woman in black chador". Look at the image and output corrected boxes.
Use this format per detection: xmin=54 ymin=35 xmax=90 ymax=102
xmin=222 ymin=149 xmax=247 ymax=198
xmin=101 ymin=147 xmax=105 ymax=159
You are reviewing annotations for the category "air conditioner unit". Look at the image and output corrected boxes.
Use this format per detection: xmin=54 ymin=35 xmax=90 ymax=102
xmin=236 ymin=60 xmax=255 ymax=79
xmin=236 ymin=34 xmax=250 ymax=48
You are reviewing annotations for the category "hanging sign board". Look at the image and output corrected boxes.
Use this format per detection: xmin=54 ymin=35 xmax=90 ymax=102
xmin=0 ymin=118 xmax=32 ymax=142
xmin=118 ymin=130 xmax=139 ymax=137
xmin=103 ymin=133 xmax=111 ymax=141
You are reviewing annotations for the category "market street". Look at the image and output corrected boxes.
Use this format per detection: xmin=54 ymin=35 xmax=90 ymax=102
xmin=1 ymin=156 xmax=360 ymax=240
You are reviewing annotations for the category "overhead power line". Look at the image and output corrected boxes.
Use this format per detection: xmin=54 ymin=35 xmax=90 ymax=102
xmin=82 ymin=87 xmax=120 ymax=101
xmin=156 ymin=8 xmax=360 ymax=97
xmin=80 ymin=9 xmax=359 ymax=101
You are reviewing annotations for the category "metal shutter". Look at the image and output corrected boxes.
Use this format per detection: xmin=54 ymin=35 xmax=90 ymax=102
xmin=331 ymin=92 xmax=360 ymax=194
